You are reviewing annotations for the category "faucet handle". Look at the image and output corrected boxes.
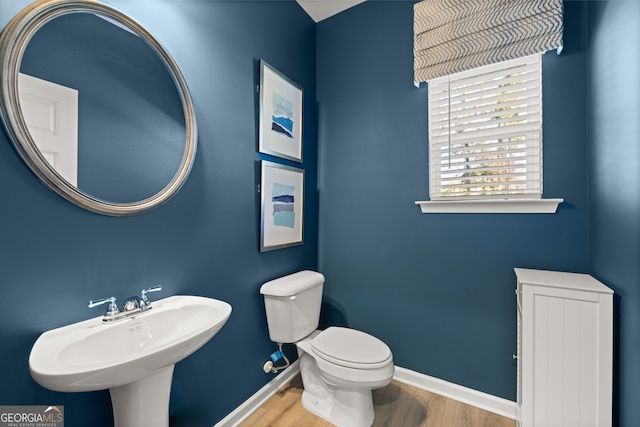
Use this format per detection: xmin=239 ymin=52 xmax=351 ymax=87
xmin=88 ymin=296 xmax=119 ymax=316
xmin=140 ymin=285 xmax=162 ymax=305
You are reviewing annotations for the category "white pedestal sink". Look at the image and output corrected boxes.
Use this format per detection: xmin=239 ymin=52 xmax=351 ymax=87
xmin=29 ymin=295 xmax=232 ymax=427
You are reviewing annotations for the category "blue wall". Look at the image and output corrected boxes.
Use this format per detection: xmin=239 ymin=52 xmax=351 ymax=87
xmin=316 ymin=1 xmax=589 ymax=401
xmin=0 ymin=1 xmax=317 ymax=426
xmin=588 ymin=2 xmax=640 ymax=426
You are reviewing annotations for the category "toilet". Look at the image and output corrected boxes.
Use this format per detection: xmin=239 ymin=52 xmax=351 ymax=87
xmin=260 ymin=270 xmax=394 ymax=427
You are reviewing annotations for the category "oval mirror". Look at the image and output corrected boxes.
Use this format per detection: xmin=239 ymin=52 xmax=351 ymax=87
xmin=0 ymin=0 xmax=197 ymax=216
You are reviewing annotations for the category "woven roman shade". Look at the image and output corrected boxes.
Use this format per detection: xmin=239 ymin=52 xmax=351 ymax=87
xmin=414 ymin=0 xmax=563 ymax=84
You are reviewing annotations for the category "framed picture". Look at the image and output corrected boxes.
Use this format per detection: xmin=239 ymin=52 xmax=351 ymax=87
xmin=259 ymin=60 xmax=303 ymax=163
xmin=260 ymin=161 xmax=304 ymax=252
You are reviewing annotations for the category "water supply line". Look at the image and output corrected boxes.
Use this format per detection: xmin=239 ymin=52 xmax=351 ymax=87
xmin=262 ymin=343 xmax=290 ymax=374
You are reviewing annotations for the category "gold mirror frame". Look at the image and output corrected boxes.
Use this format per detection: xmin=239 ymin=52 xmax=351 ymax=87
xmin=0 ymin=0 xmax=197 ymax=216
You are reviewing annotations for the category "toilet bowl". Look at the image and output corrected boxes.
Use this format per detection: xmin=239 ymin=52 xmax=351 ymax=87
xmin=261 ymin=271 xmax=394 ymax=427
xmin=296 ymin=328 xmax=394 ymax=426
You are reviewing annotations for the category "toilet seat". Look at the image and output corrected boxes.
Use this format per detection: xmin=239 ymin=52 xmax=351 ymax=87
xmin=311 ymin=327 xmax=392 ymax=370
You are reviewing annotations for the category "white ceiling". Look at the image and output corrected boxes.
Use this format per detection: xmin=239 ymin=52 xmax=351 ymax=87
xmin=296 ymin=0 xmax=367 ymax=22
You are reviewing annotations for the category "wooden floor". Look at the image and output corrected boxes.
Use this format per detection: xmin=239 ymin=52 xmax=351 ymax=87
xmin=240 ymin=374 xmax=515 ymax=427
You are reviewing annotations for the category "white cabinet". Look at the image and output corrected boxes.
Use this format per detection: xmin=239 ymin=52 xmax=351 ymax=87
xmin=515 ymin=268 xmax=613 ymax=427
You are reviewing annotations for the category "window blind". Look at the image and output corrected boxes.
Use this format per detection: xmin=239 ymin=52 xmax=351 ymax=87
xmin=428 ymin=54 xmax=542 ymax=200
xmin=414 ymin=0 xmax=563 ymax=84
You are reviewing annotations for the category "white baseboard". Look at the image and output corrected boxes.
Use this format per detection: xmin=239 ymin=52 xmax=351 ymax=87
xmin=213 ymin=360 xmax=301 ymax=427
xmin=393 ymin=366 xmax=517 ymax=420
xmin=214 ymin=363 xmax=517 ymax=426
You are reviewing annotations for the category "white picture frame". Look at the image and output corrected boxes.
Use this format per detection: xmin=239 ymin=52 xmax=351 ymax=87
xmin=260 ymin=161 xmax=304 ymax=252
xmin=259 ymin=60 xmax=303 ymax=163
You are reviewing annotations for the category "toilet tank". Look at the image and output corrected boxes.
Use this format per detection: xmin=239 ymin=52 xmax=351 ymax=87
xmin=260 ymin=270 xmax=324 ymax=343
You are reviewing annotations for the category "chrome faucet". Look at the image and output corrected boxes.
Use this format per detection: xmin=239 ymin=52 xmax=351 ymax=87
xmin=89 ymin=286 xmax=163 ymax=322
xmin=122 ymin=295 xmax=146 ymax=312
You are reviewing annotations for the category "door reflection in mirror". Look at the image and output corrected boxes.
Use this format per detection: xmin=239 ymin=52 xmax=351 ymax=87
xmin=19 ymin=73 xmax=78 ymax=186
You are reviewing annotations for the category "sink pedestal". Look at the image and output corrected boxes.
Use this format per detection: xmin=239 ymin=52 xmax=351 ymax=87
xmin=109 ymin=365 xmax=174 ymax=427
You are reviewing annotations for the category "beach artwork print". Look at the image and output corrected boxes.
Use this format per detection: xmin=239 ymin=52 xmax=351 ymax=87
xmin=259 ymin=60 xmax=303 ymax=162
xmin=271 ymin=93 xmax=294 ymax=139
xmin=260 ymin=161 xmax=304 ymax=252
xmin=271 ymin=182 xmax=295 ymax=228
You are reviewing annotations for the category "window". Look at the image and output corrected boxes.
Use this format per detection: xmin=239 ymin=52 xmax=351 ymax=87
xmin=428 ymin=54 xmax=542 ymax=201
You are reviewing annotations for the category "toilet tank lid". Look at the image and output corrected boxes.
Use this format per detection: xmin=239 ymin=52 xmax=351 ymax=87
xmin=260 ymin=270 xmax=325 ymax=297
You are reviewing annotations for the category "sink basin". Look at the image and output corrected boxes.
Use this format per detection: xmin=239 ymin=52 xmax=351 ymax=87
xmin=29 ymin=295 xmax=232 ymax=427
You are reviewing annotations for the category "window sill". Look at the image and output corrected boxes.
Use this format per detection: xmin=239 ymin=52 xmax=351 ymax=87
xmin=415 ymin=198 xmax=563 ymax=214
